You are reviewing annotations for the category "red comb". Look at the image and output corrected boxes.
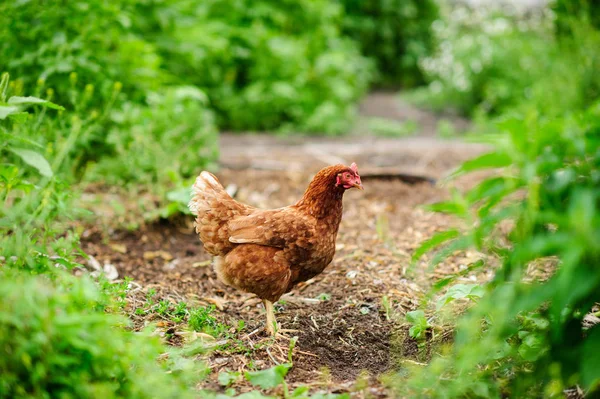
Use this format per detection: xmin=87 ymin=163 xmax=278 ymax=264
xmin=350 ymin=162 xmax=358 ymax=173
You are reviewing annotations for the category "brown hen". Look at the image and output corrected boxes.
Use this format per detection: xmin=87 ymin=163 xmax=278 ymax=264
xmin=188 ymin=163 xmax=363 ymax=335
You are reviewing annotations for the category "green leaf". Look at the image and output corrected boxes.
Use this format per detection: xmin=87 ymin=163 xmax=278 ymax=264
xmin=450 ymin=152 xmax=512 ymax=179
xmin=9 ymin=148 xmax=53 ymax=177
xmin=433 ymin=260 xmax=485 ymax=291
xmin=436 ymin=284 xmax=484 ymax=310
xmin=0 ymin=72 xmax=9 ymax=102
xmin=406 ymin=309 xmax=426 ymax=324
xmin=245 ymin=363 xmax=292 ymax=389
xmin=466 ymin=177 xmax=516 ymax=203
xmin=429 ymin=235 xmax=473 ymax=269
xmin=0 ymin=105 xmax=20 ymax=120
xmin=406 ymin=310 xmax=430 ymax=340
xmin=218 ymin=370 xmax=240 ymax=386
xmin=517 ymin=332 xmax=545 ymax=362
xmin=6 ymin=111 xmax=29 ymax=123
xmin=291 ymin=386 xmax=309 ymax=397
xmin=166 ymin=186 xmax=193 ymax=205
xmin=581 ymin=326 xmax=600 ymax=391
xmin=424 ymin=201 xmax=467 ymax=217
xmin=411 ymin=229 xmax=460 ymax=262
xmin=7 ymin=96 xmax=65 ymax=110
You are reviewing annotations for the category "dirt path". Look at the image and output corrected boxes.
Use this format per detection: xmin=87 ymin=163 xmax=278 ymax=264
xmin=81 ymin=93 xmax=488 ymax=396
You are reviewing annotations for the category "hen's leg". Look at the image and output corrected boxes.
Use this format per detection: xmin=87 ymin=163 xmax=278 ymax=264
xmin=263 ymin=299 xmax=277 ymax=336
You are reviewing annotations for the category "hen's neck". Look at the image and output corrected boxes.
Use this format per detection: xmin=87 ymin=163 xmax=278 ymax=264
xmin=295 ymin=175 xmax=345 ymax=222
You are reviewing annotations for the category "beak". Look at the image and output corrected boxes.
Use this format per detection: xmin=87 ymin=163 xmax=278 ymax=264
xmin=353 ymin=183 xmax=364 ymax=190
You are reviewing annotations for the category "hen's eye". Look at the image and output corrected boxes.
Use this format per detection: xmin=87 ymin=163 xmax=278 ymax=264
xmin=344 ymin=173 xmax=350 ymax=178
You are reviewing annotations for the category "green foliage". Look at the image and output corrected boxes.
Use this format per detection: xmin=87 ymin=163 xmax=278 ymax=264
xmin=0 ymin=1 xmax=165 ymax=107
xmin=1 ymin=73 xmax=216 ymax=217
xmin=0 ymin=73 xmax=62 ymax=179
xmin=188 ymin=306 xmax=226 ymax=337
xmin=553 ymin=0 xmax=600 ymax=35
xmin=410 ymin=3 xmax=600 ymax=120
xmin=234 ymin=363 xmax=348 ymax=399
xmin=1 ymin=75 xmax=82 ymax=275
xmin=218 ymin=370 xmax=242 ymax=387
xmin=406 ymin=310 xmax=431 ymax=340
xmin=152 ymin=0 xmax=372 ymax=134
xmin=245 ymin=364 xmax=292 ymax=390
xmin=409 ymin=4 xmax=553 ymax=116
xmin=0 ymin=271 xmax=196 ymax=399
xmin=338 ymin=0 xmax=439 ymax=86
xmin=88 ymin=86 xmax=218 ymax=186
xmin=403 ymin=103 xmax=600 ymax=396
xmin=436 ymin=284 xmax=484 ymax=311
xmin=368 ymin=118 xmax=418 ymax=137
xmin=0 ymin=0 xmax=443 ymax=136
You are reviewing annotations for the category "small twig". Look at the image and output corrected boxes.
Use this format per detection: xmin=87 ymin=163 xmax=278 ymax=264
xmin=400 ymin=359 xmax=428 ymax=366
xmin=241 ymin=328 xmax=262 ymax=340
xmin=311 ymin=315 xmax=319 ymax=330
xmin=294 ymin=349 xmax=318 ymax=358
xmin=266 ymin=347 xmax=279 ymax=365
xmin=275 ymin=343 xmax=287 ymax=360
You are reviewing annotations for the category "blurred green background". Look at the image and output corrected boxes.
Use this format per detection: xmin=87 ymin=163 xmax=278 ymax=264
xmin=1 ymin=0 xmax=600 ymax=398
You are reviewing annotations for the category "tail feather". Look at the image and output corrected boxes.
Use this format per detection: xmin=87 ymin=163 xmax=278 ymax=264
xmin=189 ymin=171 xmax=247 ymax=256
xmin=188 ymin=171 xmax=230 ymax=215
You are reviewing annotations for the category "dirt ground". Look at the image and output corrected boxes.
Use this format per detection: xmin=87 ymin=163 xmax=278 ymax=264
xmin=80 ymin=93 xmax=491 ymax=397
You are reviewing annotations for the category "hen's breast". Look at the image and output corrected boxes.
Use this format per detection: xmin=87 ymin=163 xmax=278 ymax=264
xmin=218 ymin=244 xmax=292 ymax=302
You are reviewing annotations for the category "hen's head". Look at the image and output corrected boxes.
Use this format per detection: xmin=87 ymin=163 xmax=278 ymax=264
xmin=335 ymin=162 xmax=363 ymax=190
xmin=298 ymin=162 xmax=363 ymax=216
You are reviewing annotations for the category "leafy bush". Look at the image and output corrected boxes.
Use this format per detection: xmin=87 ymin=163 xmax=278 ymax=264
xmin=0 ymin=271 xmax=196 ymax=399
xmin=554 ymin=0 xmax=600 ymax=35
xmin=2 ymin=0 xmax=379 ymax=135
xmin=338 ymin=0 xmax=439 ymax=87
xmin=0 ymin=74 xmax=83 ymax=274
xmin=409 ymin=4 xmax=554 ymax=116
xmin=410 ymin=3 xmax=600 ymax=120
xmin=149 ymin=0 xmax=373 ymax=134
xmin=403 ymin=103 xmax=600 ymax=396
xmin=0 ymin=1 xmax=165 ymax=107
xmin=88 ymin=86 xmax=218 ymax=186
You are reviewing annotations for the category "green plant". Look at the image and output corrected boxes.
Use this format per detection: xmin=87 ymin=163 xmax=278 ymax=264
xmin=0 ymin=74 xmax=83 ymax=275
xmin=189 ymin=305 xmax=226 ymax=337
xmin=554 ymin=0 xmax=600 ymax=35
xmin=88 ymin=86 xmax=218 ymax=187
xmin=381 ymin=295 xmax=393 ymax=321
xmin=338 ymin=0 xmax=439 ymax=86
xmin=368 ymin=118 xmax=418 ymax=137
xmin=317 ymin=293 xmax=331 ymax=301
xmin=151 ymin=0 xmax=373 ymax=134
xmin=0 ymin=1 xmax=165 ymax=107
xmin=410 ymin=3 xmax=600 ymax=122
xmin=0 ymin=270 xmax=197 ymax=399
xmin=0 ymin=73 xmax=62 ymax=177
xmin=340 ymin=0 xmax=439 ymax=86
xmin=436 ymin=283 xmax=484 ymax=311
xmin=243 ymin=359 xmax=346 ymax=398
xmin=410 ymin=4 xmax=555 ymax=117
xmin=403 ymin=103 xmax=600 ymax=396
xmin=406 ymin=310 xmax=431 ymax=341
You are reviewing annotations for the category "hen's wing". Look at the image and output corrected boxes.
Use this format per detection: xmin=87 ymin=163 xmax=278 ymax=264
xmin=228 ymin=208 xmax=316 ymax=249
